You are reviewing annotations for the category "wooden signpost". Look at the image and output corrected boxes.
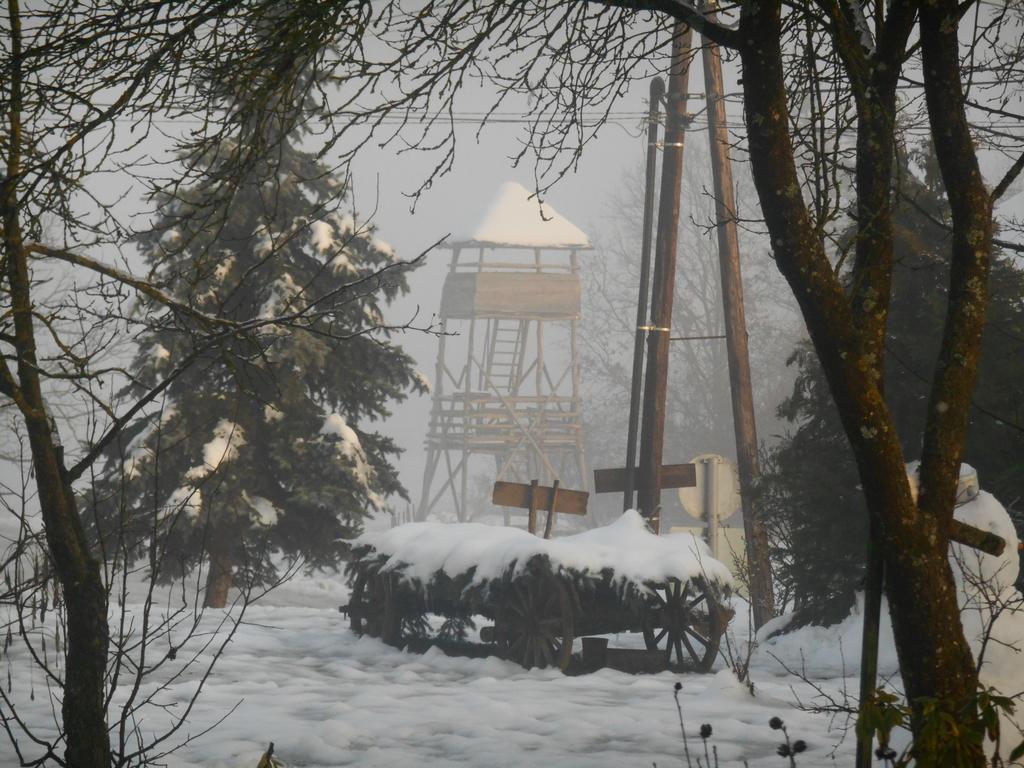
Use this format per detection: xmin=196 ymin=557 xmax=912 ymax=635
xmin=594 ymin=463 xmax=696 ymax=495
xmin=593 ymin=463 xmax=697 ymax=532
xmin=492 ymin=479 xmax=589 ymax=538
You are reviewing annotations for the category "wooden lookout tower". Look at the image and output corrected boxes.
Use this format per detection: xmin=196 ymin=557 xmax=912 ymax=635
xmin=416 ymin=182 xmax=591 ymax=523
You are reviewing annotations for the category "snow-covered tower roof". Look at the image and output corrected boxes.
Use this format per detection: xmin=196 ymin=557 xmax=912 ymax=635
xmin=450 ymin=181 xmax=590 ymax=250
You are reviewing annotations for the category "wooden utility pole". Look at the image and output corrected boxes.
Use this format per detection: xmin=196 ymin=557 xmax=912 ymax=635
xmin=637 ymin=22 xmax=693 ymax=529
xmin=701 ymin=15 xmax=776 ymax=627
xmin=623 ymin=76 xmax=665 ymax=512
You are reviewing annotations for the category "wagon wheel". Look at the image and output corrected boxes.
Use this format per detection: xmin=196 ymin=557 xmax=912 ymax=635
xmin=349 ymin=570 xmax=371 ymax=634
xmin=350 ymin=572 xmax=403 ymax=645
xmin=642 ymin=579 xmax=724 ymax=672
xmin=348 ymin=569 xmax=389 ymax=636
xmin=496 ymin=574 xmax=575 ymax=671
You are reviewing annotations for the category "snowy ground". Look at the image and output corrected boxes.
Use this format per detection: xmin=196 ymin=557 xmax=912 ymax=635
xmin=5 ymin=478 xmax=1022 ymax=767
xmin=159 ymin=595 xmax=858 ymax=767
xmin=3 ymin=568 xmax=868 ymax=768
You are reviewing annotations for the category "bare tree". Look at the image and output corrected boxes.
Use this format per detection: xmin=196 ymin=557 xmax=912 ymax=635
xmin=677 ymin=2 xmax=1017 ymax=759
xmin=1 ymin=418 xmax=294 ymax=767
xmin=4 ymin=1 xmax=1024 ymax=764
xmin=1 ymin=2 xmax=430 ymax=764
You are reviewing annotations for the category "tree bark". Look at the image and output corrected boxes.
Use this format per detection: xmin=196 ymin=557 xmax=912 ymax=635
xmin=34 ymin=443 xmax=112 ymax=768
xmin=203 ymin=525 xmax=235 ymax=609
xmin=2 ymin=3 xmax=112 ymax=764
xmin=835 ymin=10 xmax=915 ymax=762
xmin=898 ymin=0 xmax=994 ymax=747
xmin=736 ymin=2 xmax=984 ymax=759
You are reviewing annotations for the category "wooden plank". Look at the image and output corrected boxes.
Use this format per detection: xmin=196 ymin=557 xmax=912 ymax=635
xmin=950 ymin=518 xmax=1006 ymax=556
xmin=593 ymin=463 xmax=696 ymax=494
xmin=440 ymin=273 xmax=581 ymax=319
xmin=527 ymin=479 xmax=539 ymax=535
xmin=439 ymin=273 xmax=477 ymax=318
xmin=492 ymin=480 xmax=589 ymax=515
xmin=544 ymin=480 xmax=559 ymax=539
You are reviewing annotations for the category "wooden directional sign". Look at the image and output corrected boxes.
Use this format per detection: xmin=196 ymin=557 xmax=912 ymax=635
xmin=593 ymin=463 xmax=696 ymax=495
xmin=492 ymin=481 xmax=589 ymax=515
xmin=492 ymin=479 xmax=589 ymax=538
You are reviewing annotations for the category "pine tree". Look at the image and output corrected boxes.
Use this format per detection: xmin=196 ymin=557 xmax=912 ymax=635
xmin=763 ymin=143 xmax=1024 ymax=627
xmin=86 ymin=132 xmax=425 ymax=607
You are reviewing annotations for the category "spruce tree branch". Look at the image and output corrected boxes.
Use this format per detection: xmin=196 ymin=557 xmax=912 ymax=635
xmin=66 ymin=241 xmax=441 ymax=482
xmin=886 ymin=341 xmax=1024 ymax=435
xmin=298 ymin=239 xmax=441 ymax=319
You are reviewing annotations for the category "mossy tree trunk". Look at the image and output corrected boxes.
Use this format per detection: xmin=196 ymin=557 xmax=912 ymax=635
xmin=733 ymin=0 xmax=989 ymax=762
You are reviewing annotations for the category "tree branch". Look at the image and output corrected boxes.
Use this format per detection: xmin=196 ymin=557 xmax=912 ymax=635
xmin=595 ymin=0 xmax=741 ymax=48
xmin=899 ymin=186 xmax=1023 ymax=255
xmin=917 ymin=0 xmax=994 ymax=527
xmin=28 ymin=243 xmax=239 ymax=330
xmin=992 ymin=151 xmax=1024 ymax=203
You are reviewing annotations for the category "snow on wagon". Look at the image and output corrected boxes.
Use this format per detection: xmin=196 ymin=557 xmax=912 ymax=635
xmin=345 ymin=511 xmax=733 ymax=672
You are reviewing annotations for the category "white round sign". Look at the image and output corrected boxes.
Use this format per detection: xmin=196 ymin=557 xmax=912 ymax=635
xmin=678 ymin=453 xmax=742 ymax=522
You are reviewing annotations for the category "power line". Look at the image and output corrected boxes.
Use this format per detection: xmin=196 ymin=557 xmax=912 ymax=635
xmin=33 ymin=112 xmax=1024 ymax=136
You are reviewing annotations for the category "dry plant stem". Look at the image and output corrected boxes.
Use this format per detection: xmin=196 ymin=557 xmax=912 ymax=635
xmin=781 ymin=725 xmax=796 ymax=768
xmin=674 ymin=685 xmax=694 ymax=768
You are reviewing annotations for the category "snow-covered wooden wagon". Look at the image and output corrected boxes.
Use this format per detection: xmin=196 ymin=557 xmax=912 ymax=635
xmin=344 ymin=511 xmax=733 ymax=673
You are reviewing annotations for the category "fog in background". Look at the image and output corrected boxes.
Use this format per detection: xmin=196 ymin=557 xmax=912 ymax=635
xmin=4 ymin=43 xmax=1021 ymax=527
xmin=7 ymin=50 xmax=800 ymax=532
xmin=344 ymin=77 xmax=805 ymax=520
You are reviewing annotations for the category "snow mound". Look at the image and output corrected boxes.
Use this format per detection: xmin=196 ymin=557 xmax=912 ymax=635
xmin=454 ymin=181 xmax=590 ymax=249
xmin=952 ymin=490 xmax=1024 ymax=714
xmin=755 ymin=592 xmax=900 ymax=679
xmin=352 ymin=510 xmax=732 ymax=590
